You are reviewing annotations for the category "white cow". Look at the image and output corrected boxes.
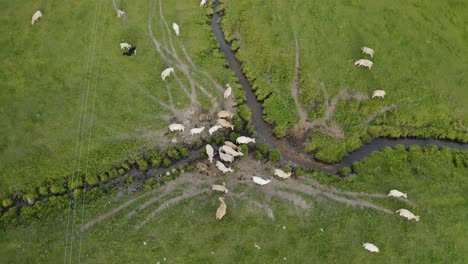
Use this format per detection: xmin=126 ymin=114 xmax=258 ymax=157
xmin=206 ymin=144 xmax=214 ymax=163
xmin=396 ymin=209 xmax=420 ymax=221
xmin=208 ymin=125 xmax=222 ymax=135
xmin=120 ymin=42 xmax=131 ymax=50
xmin=169 ymin=123 xmax=185 ymax=132
xmin=212 ymin=184 xmax=228 ymax=193
xmin=220 ymin=145 xmax=243 ymax=157
xmin=216 ymin=161 xmax=233 ymax=174
xmin=216 ymin=197 xmax=226 ymax=220
xmin=274 ymin=169 xmax=292 ymax=179
xmin=362 ymin=243 xmax=379 ymax=253
xmin=354 ymin=59 xmax=373 ymax=70
xmin=217 ymin=119 xmax=234 ymax=130
xmin=200 ymin=0 xmax=207 ymax=7
xmin=387 ymin=189 xmax=407 ymax=199
xmin=117 ymin=10 xmax=126 ymax=18
xmin=161 ymin=67 xmax=174 ymax=81
xmin=252 ymin=176 xmax=271 ymax=186
xmin=224 ymin=84 xmax=232 ymax=99
xmin=372 ymin=90 xmax=386 ymax=99
xmin=31 ymin=10 xmax=43 ymax=25
xmin=219 ymin=152 xmax=234 ymax=163
xmin=224 ymin=141 xmax=240 ymax=150
xmin=236 ymin=136 xmax=255 ymax=144
xmin=172 ymin=23 xmax=180 ymax=36
xmin=190 ymin=127 xmax=205 ymax=136
xmin=361 ymin=47 xmax=375 ymax=58
xmin=217 ymin=110 xmax=234 ymax=119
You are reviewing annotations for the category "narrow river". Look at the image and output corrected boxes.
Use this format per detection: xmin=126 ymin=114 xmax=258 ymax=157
xmin=210 ymin=0 xmax=467 ymax=173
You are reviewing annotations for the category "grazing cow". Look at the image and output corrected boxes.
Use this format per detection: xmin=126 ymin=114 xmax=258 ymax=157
xmin=161 ymin=67 xmax=174 ymax=81
xmin=354 ymin=59 xmax=373 ymax=70
xmin=206 ymin=144 xmax=214 ymax=163
xmin=220 ymin=145 xmax=243 ymax=157
xmin=123 ymin=46 xmax=136 ymax=56
xmin=217 ymin=119 xmax=234 ymax=130
xmin=362 ymin=243 xmax=379 ymax=253
xmin=216 ymin=197 xmax=226 ymax=220
xmin=117 ymin=9 xmax=126 ymax=18
xmin=224 ymin=84 xmax=232 ymax=99
xmin=216 ymin=161 xmax=233 ymax=174
xmin=120 ymin=42 xmax=131 ymax=50
xmin=208 ymin=125 xmax=222 ymax=135
xmin=200 ymin=0 xmax=207 ymax=7
xmin=31 ymin=10 xmax=43 ymax=25
xmin=217 ymin=110 xmax=234 ymax=119
xmin=387 ymin=189 xmax=407 ymax=199
xmin=172 ymin=23 xmax=180 ymax=36
xmin=224 ymin=141 xmax=240 ymax=150
xmin=274 ymin=169 xmax=292 ymax=179
xmin=252 ymin=176 xmax=271 ymax=186
xmin=190 ymin=127 xmax=205 ymax=136
xmin=396 ymin=209 xmax=420 ymax=221
xmin=169 ymin=123 xmax=185 ymax=132
xmin=212 ymin=185 xmax=228 ymax=193
xmin=361 ymin=47 xmax=375 ymax=58
xmin=219 ymin=152 xmax=234 ymax=163
xmin=196 ymin=162 xmax=209 ymax=175
xmin=372 ymin=90 xmax=386 ymax=99
xmin=236 ymin=136 xmax=255 ymax=144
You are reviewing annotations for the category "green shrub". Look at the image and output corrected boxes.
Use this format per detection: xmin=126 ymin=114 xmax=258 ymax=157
xmin=339 ymin=167 xmax=352 ymax=176
xmin=240 ymin=145 xmax=249 ymax=157
xmin=269 ymin=149 xmax=281 ymax=162
xmin=167 ymin=147 xmax=181 ymax=160
xmin=273 ymin=126 xmax=287 ymax=138
xmin=99 ymin=173 xmax=109 ymax=183
xmin=118 ymin=168 xmax=125 ymax=175
xmin=38 ymin=186 xmax=48 ymax=196
xmin=122 ymin=163 xmax=130 ymax=171
xmin=216 ymin=136 xmax=226 ymax=146
xmin=238 ymin=105 xmax=252 ymax=121
xmin=229 ymin=132 xmax=239 ymax=143
xmin=282 ymin=165 xmax=292 ymax=173
xmin=254 ymin=150 xmax=263 ymax=160
xmin=0 ymin=207 xmax=18 ymax=227
xmin=163 ymin=158 xmax=172 ymax=168
xmin=137 ymin=158 xmax=149 ymax=171
xmin=178 ymin=146 xmax=190 ymax=158
xmin=123 ymin=176 xmax=134 ymax=185
xmin=232 ymin=116 xmax=244 ymax=132
xmin=85 ymin=174 xmax=99 ymax=186
xmin=108 ymin=169 xmax=119 ymax=179
xmin=2 ymin=198 xmax=13 ymax=208
xmin=256 ymin=142 xmax=270 ymax=155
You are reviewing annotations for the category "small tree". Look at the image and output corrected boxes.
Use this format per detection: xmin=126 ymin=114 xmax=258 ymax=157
xmin=256 ymin=142 xmax=270 ymax=155
xmin=268 ymin=149 xmax=281 ymax=162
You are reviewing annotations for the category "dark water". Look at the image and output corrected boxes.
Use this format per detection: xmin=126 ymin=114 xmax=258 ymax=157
xmin=210 ymin=0 xmax=467 ymax=173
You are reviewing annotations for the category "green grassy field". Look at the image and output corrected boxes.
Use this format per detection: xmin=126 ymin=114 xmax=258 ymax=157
xmin=1 ymin=146 xmax=466 ymax=263
xmin=0 ymin=0 xmax=232 ymax=195
xmin=221 ymin=0 xmax=468 ymax=161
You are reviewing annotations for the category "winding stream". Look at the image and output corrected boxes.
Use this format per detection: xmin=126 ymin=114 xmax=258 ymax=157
xmin=210 ymin=0 xmax=467 ymax=173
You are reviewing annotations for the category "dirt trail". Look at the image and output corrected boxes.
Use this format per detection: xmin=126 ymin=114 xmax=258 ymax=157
xmin=275 ymin=190 xmax=311 ymax=210
xmin=362 ymin=104 xmax=397 ymax=126
xmin=290 ymin=34 xmax=307 ymax=123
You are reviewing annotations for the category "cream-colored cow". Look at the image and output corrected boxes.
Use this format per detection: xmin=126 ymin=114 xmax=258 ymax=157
xmin=31 ymin=11 xmax=43 ymax=25
xmin=219 ymin=152 xmax=234 ymax=163
xmin=212 ymin=185 xmax=228 ymax=193
xmin=387 ymin=189 xmax=407 ymax=198
xmin=224 ymin=141 xmax=240 ymax=150
xmin=216 ymin=161 xmax=233 ymax=174
xmin=361 ymin=47 xmax=375 ymax=58
xmin=217 ymin=110 xmax=234 ymax=119
xmin=252 ymin=176 xmax=271 ymax=186
xmin=219 ymin=145 xmax=243 ymax=157
xmin=274 ymin=169 xmax=292 ymax=179
xmin=224 ymin=84 xmax=232 ymax=99
xmin=161 ymin=67 xmax=174 ymax=81
xmin=172 ymin=23 xmax=180 ymax=36
xmin=120 ymin=42 xmax=131 ymax=50
xmin=362 ymin=243 xmax=379 ymax=253
xmin=200 ymin=0 xmax=207 ymax=7
xmin=372 ymin=90 xmax=386 ymax=99
xmin=354 ymin=59 xmax=373 ymax=70
xmin=206 ymin=144 xmax=214 ymax=163
xmin=217 ymin=119 xmax=234 ymax=130
xmin=169 ymin=123 xmax=184 ymax=132
xmin=190 ymin=127 xmax=205 ymax=136
xmin=396 ymin=209 xmax=420 ymax=221
xmin=117 ymin=10 xmax=126 ymax=18
xmin=236 ymin=136 xmax=255 ymax=144
xmin=208 ymin=125 xmax=222 ymax=135
xmin=216 ymin=197 xmax=226 ymax=220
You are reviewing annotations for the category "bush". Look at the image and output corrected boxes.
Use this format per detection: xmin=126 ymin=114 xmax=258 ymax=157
xmin=108 ymin=169 xmax=119 ymax=179
xmin=254 ymin=150 xmax=263 ymax=160
xmin=246 ymin=124 xmax=256 ymax=137
xmin=163 ymin=158 xmax=172 ymax=168
xmin=232 ymin=116 xmax=244 ymax=132
xmin=282 ymin=165 xmax=292 ymax=173
xmin=38 ymin=186 xmax=49 ymax=196
xmin=118 ymin=168 xmax=125 ymax=175
xmin=0 ymin=207 xmax=18 ymax=227
xmin=273 ymin=126 xmax=287 ymax=138
xmin=99 ymin=173 xmax=109 ymax=183
xmin=137 ymin=158 xmax=149 ymax=171
xmin=269 ymin=149 xmax=281 ymax=162
xmin=85 ymin=174 xmax=99 ymax=186
xmin=178 ymin=146 xmax=190 ymax=158
xmin=256 ymin=142 xmax=270 ymax=155
xmin=2 ymin=198 xmax=13 ymax=208
xmin=240 ymin=145 xmax=249 ymax=157
xmin=339 ymin=167 xmax=352 ymax=176
xmin=216 ymin=136 xmax=226 ymax=146
xmin=238 ymin=105 xmax=252 ymax=121
xmin=229 ymin=132 xmax=239 ymax=143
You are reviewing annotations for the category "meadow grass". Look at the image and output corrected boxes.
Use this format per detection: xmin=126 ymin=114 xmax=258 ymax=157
xmin=221 ymin=0 xmax=468 ymax=160
xmin=0 ymin=0 xmax=232 ymax=195
xmin=1 ymin=146 xmax=466 ymax=263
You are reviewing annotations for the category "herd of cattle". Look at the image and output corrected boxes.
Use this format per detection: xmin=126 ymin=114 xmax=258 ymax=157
xmin=355 ymin=47 xmax=386 ymax=99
